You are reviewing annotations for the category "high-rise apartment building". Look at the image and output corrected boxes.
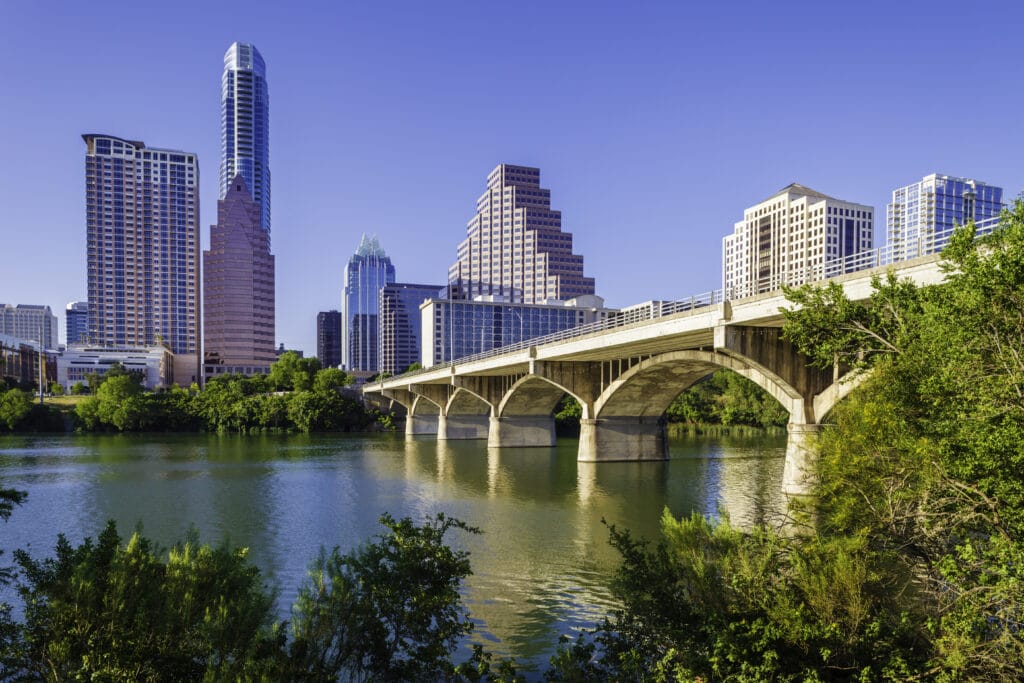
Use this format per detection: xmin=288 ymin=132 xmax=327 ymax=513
xmin=887 ymin=173 xmax=1003 ymax=261
xmin=317 ymin=310 xmax=342 ymax=369
xmin=448 ymin=164 xmax=595 ymax=304
xmin=66 ymin=301 xmax=89 ymax=345
xmin=723 ymin=184 xmax=874 ymax=298
xmin=342 ymin=235 xmax=395 ymax=373
xmin=203 ymin=176 xmax=276 ymax=379
xmin=0 ymin=304 xmax=58 ymax=349
xmin=221 ymin=42 xmax=270 ymax=233
xmin=83 ymin=134 xmax=200 ymax=383
xmin=379 ymin=283 xmax=443 ymax=375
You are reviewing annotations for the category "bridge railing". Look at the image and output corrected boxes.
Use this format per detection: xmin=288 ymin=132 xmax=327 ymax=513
xmin=384 ymin=219 xmax=1003 ymax=384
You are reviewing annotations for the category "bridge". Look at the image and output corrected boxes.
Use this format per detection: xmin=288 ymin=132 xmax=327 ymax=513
xmin=364 ymin=228 xmax=977 ymax=498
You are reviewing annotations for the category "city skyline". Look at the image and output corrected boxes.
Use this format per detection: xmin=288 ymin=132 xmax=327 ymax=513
xmin=4 ymin=2 xmax=1024 ymax=354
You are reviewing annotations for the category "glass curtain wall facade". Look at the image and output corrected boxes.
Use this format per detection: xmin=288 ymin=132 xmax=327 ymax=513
xmin=886 ymin=174 xmax=1003 ymax=261
xmin=723 ymin=183 xmax=873 ymax=298
xmin=379 ymin=283 xmax=443 ymax=375
xmin=66 ymin=301 xmax=89 ymax=345
xmin=448 ymin=164 xmax=595 ymax=303
xmin=420 ymin=297 xmax=611 ymax=367
xmin=342 ymin=235 xmax=395 ymax=372
xmin=221 ymin=42 xmax=270 ymax=233
xmin=83 ymin=134 xmax=200 ymax=383
xmin=317 ymin=310 xmax=342 ymax=369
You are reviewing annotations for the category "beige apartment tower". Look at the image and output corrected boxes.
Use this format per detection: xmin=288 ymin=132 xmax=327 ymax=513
xmin=448 ymin=164 xmax=595 ymax=303
xmin=723 ymin=184 xmax=874 ymax=298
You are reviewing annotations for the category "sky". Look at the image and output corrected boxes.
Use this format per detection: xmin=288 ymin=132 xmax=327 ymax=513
xmin=2 ymin=0 xmax=1024 ymax=354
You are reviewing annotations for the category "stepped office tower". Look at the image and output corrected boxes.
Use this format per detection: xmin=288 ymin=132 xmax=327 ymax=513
xmin=723 ymin=183 xmax=874 ymax=299
xmin=448 ymin=164 xmax=595 ymax=303
xmin=221 ymin=42 xmax=270 ymax=233
xmin=83 ymin=134 xmax=201 ymax=383
xmin=203 ymin=176 xmax=276 ymax=378
xmin=342 ymin=235 xmax=395 ymax=372
xmin=887 ymin=173 xmax=1002 ymax=261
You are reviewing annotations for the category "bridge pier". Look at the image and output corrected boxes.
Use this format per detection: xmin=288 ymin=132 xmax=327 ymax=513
xmin=405 ymin=414 xmax=439 ymax=436
xmin=578 ymin=416 xmax=668 ymax=462
xmin=437 ymin=414 xmax=490 ymax=440
xmin=782 ymin=423 xmax=821 ymax=497
xmin=488 ymin=415 xmax=556 ymax=448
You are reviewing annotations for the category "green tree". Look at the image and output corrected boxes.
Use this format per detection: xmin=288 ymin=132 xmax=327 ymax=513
xmin=6 ymin=521 xmax=281 ymax=680
xmin=69 ymin=382 xmax=87 ymax=396
xmin=0 ymin=390 xmax=32 ymax=431
xmin=269 ymin=352 xmax=321 ymax=391
xmin=313 ymin=367 xmax=353 ymax=394
xmin=287 ymin=513 xmax=481 ymax=681
xmin=47 ymin=382 xmax=63 ymax=397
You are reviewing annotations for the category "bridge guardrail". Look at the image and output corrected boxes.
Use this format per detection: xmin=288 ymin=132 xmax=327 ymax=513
xmin=383 ymin=219 xmax=1002 ymax=384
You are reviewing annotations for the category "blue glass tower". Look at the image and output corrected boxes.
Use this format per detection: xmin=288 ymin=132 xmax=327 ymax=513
xmin=221 ymin=42 xmax=270 ymax=234
xmin=342 ymin=235 xmax=396 ymax=372
xmin=887 ymin=174 xmax=1003 ymax=260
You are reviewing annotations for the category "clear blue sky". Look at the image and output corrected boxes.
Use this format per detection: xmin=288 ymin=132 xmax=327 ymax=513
xmin=2 ymin=0 xmax=1023 ymax=353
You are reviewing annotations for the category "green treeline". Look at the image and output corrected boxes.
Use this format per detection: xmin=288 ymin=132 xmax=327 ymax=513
xmin=5 ymin=208 xmax=1024 ymax=679
xmin=0 ymin=353 xmax=391 ymax=434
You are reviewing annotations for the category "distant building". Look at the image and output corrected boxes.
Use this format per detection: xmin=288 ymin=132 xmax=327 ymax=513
xmin=275 ymin=343 xmax=303 ymax=358
xmin=342 ymin=235 xmax=395 ymax=372
xmin=379 ymin=283 xmax=444 ymax=375
xmin=420 ymin=295 xmax=613 ymax=367
xmin=221 ymin=42 xmax=271 ymax=233
xmin=723 ymin=183 xmax=874 ymax=298
xmin=0 ymin=334 xmax=55 ymax=389
xmin=83 ymin=134 xmax=201 ymax=385
xmin=448 ymin=164 xmax=595 ymax=303
xmin=0 ymin=304 xmax=58 ymax=349
xmin=317 ymin=310 xmax=342 ymax=368
xmin=56 ymin=346 xmax=174 ymax=391
xmin=203 ymin=175 xmax=276 ymax=381
xmin=66 ymin=301 xmax=89 ymax=345
xmin=887 ymin=173 xmax=1003 ymax=261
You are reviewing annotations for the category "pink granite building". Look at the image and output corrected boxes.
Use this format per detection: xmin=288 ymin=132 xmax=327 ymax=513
xmin=203 ymin=175 xmax=276 ymax=379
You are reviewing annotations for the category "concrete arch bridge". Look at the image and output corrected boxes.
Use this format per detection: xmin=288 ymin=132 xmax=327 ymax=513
xmin=365 ymin=255 xmax=946 ymax=497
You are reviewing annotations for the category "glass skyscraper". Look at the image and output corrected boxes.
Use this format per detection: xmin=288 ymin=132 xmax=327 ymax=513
xmin=342 ymin=235 xmax=395 ymax=372
xmin=887 ymin=173 xmax=1003 ymax=261
xmin=83 ymin=134 xmax=201 ymax=384
xmin=379 ymin=283 xmax=444 ymax=375
xmin=65 ymin=301 xmax=89 ymax=345
xmin=317 ymin=310 xmax=342 ymax=369
xmin=221 ymin=42 xmax=270 ymax=233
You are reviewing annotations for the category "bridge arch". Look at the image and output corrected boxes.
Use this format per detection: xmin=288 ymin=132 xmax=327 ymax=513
xmin=446 ymin=387 xmax=493 ymax=417
xmin=497 ymin=374 xmax=586 ymax=419
xmin=593 ymin=349 xmax=802 ymax=420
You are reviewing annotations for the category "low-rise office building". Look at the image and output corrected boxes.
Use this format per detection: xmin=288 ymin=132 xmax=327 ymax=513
xmin=57 ymin=346 xmax=175 ymax=391
xmin=420 ymin=294 xmax=613 ymax=367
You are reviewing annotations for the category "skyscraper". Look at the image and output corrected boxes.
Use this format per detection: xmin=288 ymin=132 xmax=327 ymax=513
xmin=317 ymin=310 xmax=342 ymax=369
xmin=887 ymin=173 xmax=1003 ymax=261
xmin=203 ymin=176 xmax=276 ymax=378
xmin=448 ymin=164 xmax=595 ymax=304
xmin=221 ymin=42 xmax=270 ymax=233
xmin=723 ymin=183 xmax=874 ymax=298
xmin=379 ymin=283 xmax=443 ymax=375
xmin=342 ymin=235 xmax=395 ymax=372
xmin=83 ymin=134 xmax=200 ymax=383
xmin=66 ymin=301 xmax=89 ymax=345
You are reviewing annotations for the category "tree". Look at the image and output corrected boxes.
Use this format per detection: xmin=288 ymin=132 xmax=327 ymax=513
xmin=269 ymin=352 xmax=321 ymax=392
xmin=313 ymin=367 xmax=353 ymax=394
xmin=6 ymin=521 xmax=281 ymax=680
xmin=0 ymin=390 xmax=31 ymax=430
xmin=287 ymin=513 xmax=480 ymax=681
xmin=47 ymin=382 xmax=63 ymax=397
xmin=70 ymin=381 xmax=87 ymax=396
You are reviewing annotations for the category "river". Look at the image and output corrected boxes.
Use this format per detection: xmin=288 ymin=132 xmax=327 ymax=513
xmin=0 ymin=431 xmax=785 ymax=674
